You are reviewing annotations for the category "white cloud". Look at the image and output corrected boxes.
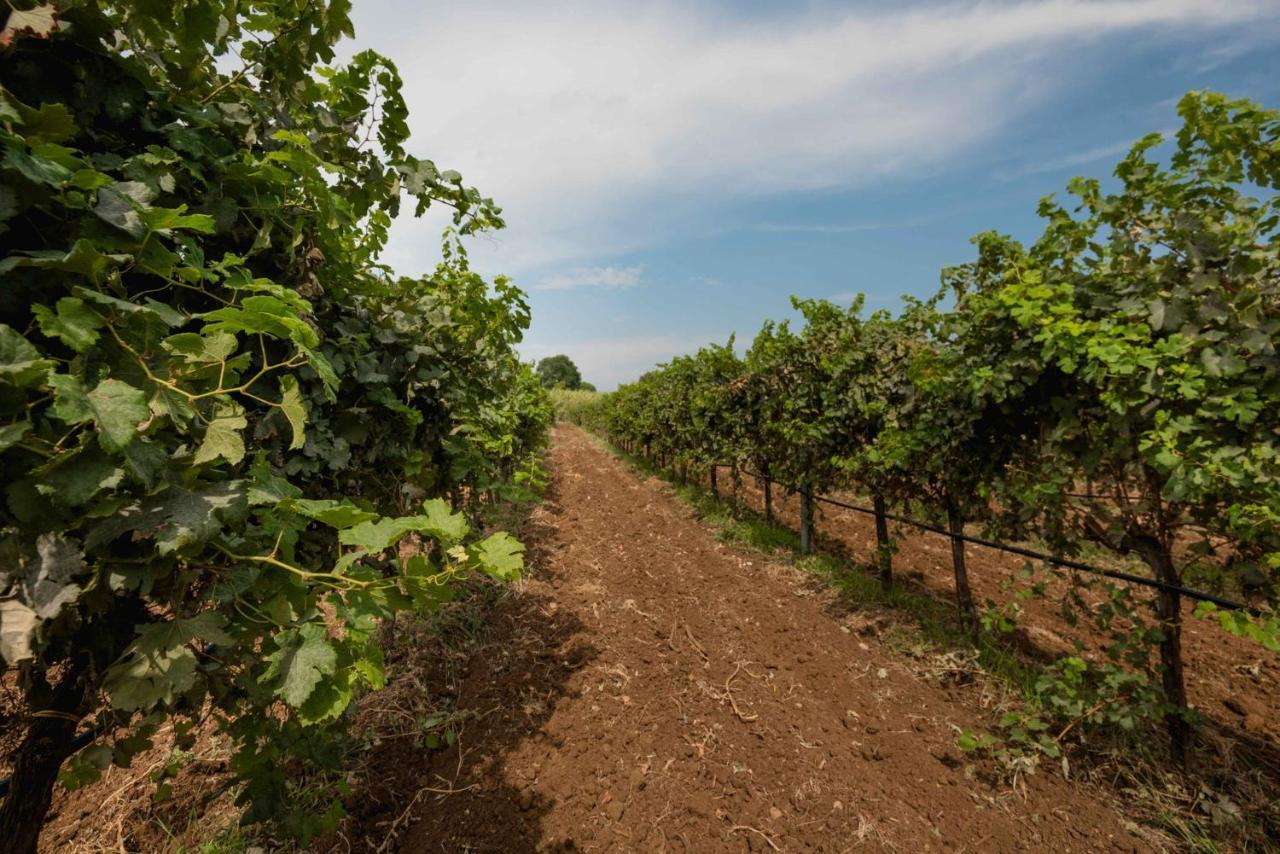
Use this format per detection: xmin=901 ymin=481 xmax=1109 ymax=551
xmin=536 ymin=265 xmax=642 ymax=291
xmin=345 ymin=0 xmax=1273 ymax=277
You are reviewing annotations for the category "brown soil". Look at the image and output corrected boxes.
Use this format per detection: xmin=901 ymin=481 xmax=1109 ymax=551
xmin=391 ymin=425 xmax=1153 ymax=852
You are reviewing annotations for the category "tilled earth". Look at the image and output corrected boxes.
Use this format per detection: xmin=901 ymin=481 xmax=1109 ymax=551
xmin=398 ymin=425 xmax=1151 ymax=852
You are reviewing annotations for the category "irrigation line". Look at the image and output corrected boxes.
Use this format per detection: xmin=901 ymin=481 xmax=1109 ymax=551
xmin=708 ymin=464 xmax=1259 ymax=616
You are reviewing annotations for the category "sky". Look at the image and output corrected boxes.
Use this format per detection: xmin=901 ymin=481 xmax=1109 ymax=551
xmin=337 ymin=0 xmax=1280 ymax=389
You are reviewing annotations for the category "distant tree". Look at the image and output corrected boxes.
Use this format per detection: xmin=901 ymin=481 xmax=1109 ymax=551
xmin=580 ymin=382 xmax=597 ymax=392
xmin=537 ymin=354 xmax=584 ymax=389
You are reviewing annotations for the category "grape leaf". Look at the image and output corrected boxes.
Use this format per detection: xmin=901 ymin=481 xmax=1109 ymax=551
xmin=278 ymin=375 xmax=307 ymax=449
xmin=0 ymin=599 xmax=38 ymax=664
xmin=474 ymin=531 xmax=524 ymax=582
xmin=51 ymin=376 xmax=149 ymax=452
xmin=0 ymin=4 xmax=59 ymax=48
xmin=33 ymin=297 xmax=106 ymax=352
xmin=26 ymin=533 xmax=86 ymax=619
xmin=104 ymin=644 xmax=197 ymax=711
xmin=337 ymin=501 xmax=468 ymax=552
xmin=93 ymin=181 xmax=156 ymax=238
xmin=282 ymin=498 xmax=377 ymax=528
xmin=0 ymin=419 xmax=30 ymax=452
xmin=86 ymin=482 xmax=247 ymax=555
xmin=194 ymin=403 xmax=247 ymax=465
xmin=0 ymin=325 xmax=54 ymax=387
xmin=265 ymin=624 xmax=337 ymax=710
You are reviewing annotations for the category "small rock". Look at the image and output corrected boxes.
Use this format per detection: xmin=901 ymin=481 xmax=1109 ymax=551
xmin=1224 ymin=696 xmax=1261 ymax=718
xmin=770 ymin=806 xmax=783 ymax=820
xmin=517 ymin=789 xmax=535 ymax=811
xmin=932 ymin=748 xmax=963 ymax=769
xmin=864 ymin=725 xmax=880 ymax=735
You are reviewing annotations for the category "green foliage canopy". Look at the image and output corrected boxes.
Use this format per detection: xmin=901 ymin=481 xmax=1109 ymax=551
xmin=0 ymin=0 xmax=550 ymax=846
xmin=536 ymin=353 xmax=584 ymax=389
xmin=588 ymin=90 xmax=1280 ymax=757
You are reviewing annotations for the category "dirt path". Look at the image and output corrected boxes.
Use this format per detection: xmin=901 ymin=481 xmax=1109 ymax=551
xmin=400 ymin=425 xmax=1150 ymax=852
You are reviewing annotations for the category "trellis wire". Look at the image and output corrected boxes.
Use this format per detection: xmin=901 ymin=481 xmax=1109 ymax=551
xmin=710 ymin=463 xmax=1258 ymax=615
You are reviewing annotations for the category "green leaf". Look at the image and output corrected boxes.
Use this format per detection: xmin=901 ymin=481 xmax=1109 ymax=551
xmin=75 ymin=287 xmax=184 ymax=326
xmin=86 ymin=482 xmax=247 ymax=555
xmin=33 ymin=297 xmax=106 ymax=352
xmin=337 ymin=500 xmax=468 ymax=552
xmin=247 ymin=456 xmax=302 ymax=504
xmin=27 ymin=444 xmax=124 ymax=508
xmin=474 ymin=531 xmax=524 ymax=581
xmin=2 ymin=143 xmax=71 ymax=186
xmin=278 ymin=375 xmax=307 ymax=449
xmin=163 ymin=331 xmax=238 ymax=364
xmin=299 ymin=345 xmax=339 ymax=400
xmin=4 ymin=95 xmax=75 ymax=143
xmin=88 ymin=379 xmax=151 ymax=452
xmin=194 ymin=403 xmax=247 ymax=466
xmin=337 ymin=517 xmax=414 ymax=552
xmin=0 ymin=324 xmax=54 ymax=387
xmin=282 ymin=498 xmax=377 ymax=528
xmin=25 ymin=532 xmax=87 ymax=619
xmin=198 ymin=296 xmax=320 ymax=349
xmin=52 ymin=376 xmax=150 ymax=452
xmin=176 ymin=611 xmax=235 ymax=647
xmin=265 ymin=624 xmax=338 ymax=710
xmin=0 ymin=240 xmax=132 ymax=278
xmin=417 ymin=498 xmax=469 ymax=543
xmin=103 ymin=644 xmax=197 ymax=712
xmin=138 ymin=205 xmax=217 ymax=235
xmin=0 ymin=419 xmax=31 ymax=452
xmin=93 ymin=180 xmax=157 ymax=239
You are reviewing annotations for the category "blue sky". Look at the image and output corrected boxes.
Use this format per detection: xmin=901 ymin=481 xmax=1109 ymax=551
xmin=339 ymin=1 xmax=1280 ymax=389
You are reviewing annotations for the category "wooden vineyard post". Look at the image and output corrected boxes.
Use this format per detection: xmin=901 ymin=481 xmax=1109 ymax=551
xmin=945 ymin=502 xmax=977 ymax=633
xmin=762 ymin=476 xmax=773 ymax=524
xmin=873 ymin=494 xmax=892 ymax=590
xmin=1156 ymin=578 xmax=1190 ymax=765
xmin=1132 ymin=539 xmax=1190 ymax=765
xmin=679 ymin=463 xmax=688 ymax=485
xmin=710 ymin=464 xmax=718 ymax=498
xmin=799 ymin=485 xmax=814 ymax=555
